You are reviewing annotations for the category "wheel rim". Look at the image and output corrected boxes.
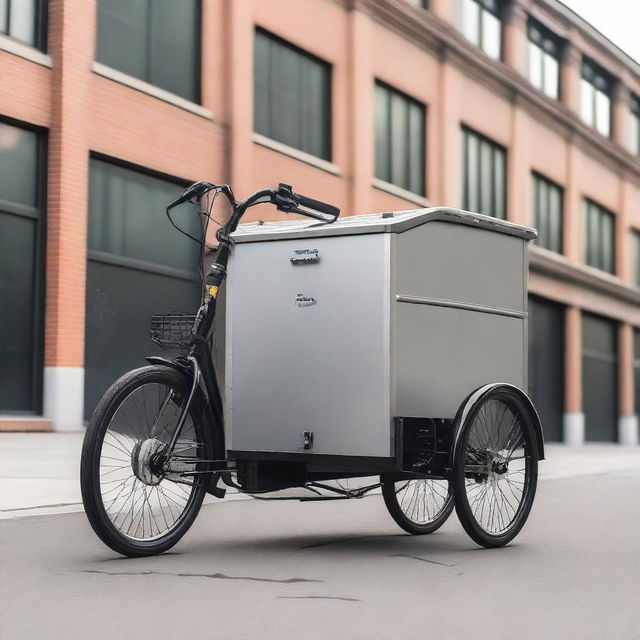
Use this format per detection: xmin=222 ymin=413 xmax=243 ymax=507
xmin=97 ymin=382 xmax=203 ymax=542
xmin=394 ymin=479 xmax=451 ymax=526
xmin=462 ymin=396 xmax=531 ymax=536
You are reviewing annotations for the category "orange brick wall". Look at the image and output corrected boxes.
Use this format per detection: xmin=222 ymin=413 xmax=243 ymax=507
xmin=0 ymin=0 xmax=639 ymax=434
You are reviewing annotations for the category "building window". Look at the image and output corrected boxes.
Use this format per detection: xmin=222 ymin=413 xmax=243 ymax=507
xmin=85 ymin=158 xmax=201 ymax=417
xmin=462 ymin=127 xmax=506 ymax=219
xmin=254 ymin=29 xmax=332 ymax=161
xmin=374 ymin=82 xmax=426 ymax=196
xmin=580 ymin=58 xmax=612 ymax=137
xmin=632 ymin=230 xmax=640 ymax=287
xmin=0 ymin=121 xmax=45 ymax=413
xmin=527 ymin=19 xmax=561 ymax=99
xmin=96 ymin=0 xmax=201 ymax=102
xmin=584 ymin=199 xmax=615 ymax=274
xmin=0 ymin=0 xmax=46 ymax=50
xmin=532 ymin=173 xmax=563 ymax=253
xmin=460 ymin=0 xmax=502 ymax=60
xmin=631 ymin=95 xmax=640 ymax=157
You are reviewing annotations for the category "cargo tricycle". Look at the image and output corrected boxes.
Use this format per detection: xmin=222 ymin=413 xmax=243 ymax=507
xmin=80 ymin=181 xmax=544 ymax=557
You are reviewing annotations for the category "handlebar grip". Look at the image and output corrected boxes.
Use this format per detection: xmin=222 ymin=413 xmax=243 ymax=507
xmin=295 ymin=193 xmax=340 ymax=220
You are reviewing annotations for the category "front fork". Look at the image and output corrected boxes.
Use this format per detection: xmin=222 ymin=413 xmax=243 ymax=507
xmin=159 ymin=254 xmax=229 ymax=493
xmin=164 ymin=354 xmax=201 ymax=455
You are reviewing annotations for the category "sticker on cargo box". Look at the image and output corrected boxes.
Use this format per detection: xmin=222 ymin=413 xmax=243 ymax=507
xmin=290 ymin=249 xmax=319 ymax=265
xmin=295 ymin=293 xmax=317 ymax=307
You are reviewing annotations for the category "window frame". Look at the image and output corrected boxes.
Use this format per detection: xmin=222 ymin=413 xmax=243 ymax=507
xmin=0 ymin=0 xmax=47 ymax=51
xmin=461 ymin=0 xmax=504 ymax=60
xmin=0 ymin=116 xmax=47 ymax=414
xmin=253 ymin=27 xmax=333 ymax=162
xmin=532 ymin=171 xmax=564 ymax=254
xmin=583 ymin=197 xmax=616 ymax=274
xmin=527 ymin=18 xmax=562 ymax=99
xmin=95 ymin=0 xmax=201 ymax=103
xmin=580 ymin=58 xmax=613 ymax=137
xmin=87 ymin=153 xmax=200 ymax=282
xmin=374 ymin=79 xmax=427 ymax=197
xmin=462 ymin=125 xmax=507 ymax=219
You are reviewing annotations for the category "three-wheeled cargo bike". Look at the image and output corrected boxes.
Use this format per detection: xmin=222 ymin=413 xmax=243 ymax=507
xmin=80 ymin=181 xmax=544 ymax=557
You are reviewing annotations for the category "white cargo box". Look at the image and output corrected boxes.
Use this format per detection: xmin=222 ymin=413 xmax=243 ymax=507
xmin=225 ymin=207 xmax=535 ymax=459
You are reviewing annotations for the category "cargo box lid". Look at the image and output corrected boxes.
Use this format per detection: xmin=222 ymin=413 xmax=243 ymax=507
xmin=230 ymin=207 xmax=537 ymax=243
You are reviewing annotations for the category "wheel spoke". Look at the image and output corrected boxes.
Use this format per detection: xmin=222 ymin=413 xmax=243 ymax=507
xmin=97 ymin=380 xmax=202 ymax=543
xmin=392 ymin=479 xmax=451 ymax=527
xmin=460 ymin=393 xmax=534 ymax=537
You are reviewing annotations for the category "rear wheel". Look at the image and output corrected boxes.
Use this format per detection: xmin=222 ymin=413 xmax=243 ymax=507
xmin=382 ymin=478 xmax=454 ymax=534
xmin=452 ymin=386 xmax=538 ymax=548
xmin=80 ymin=365 xmax=216 ymax=557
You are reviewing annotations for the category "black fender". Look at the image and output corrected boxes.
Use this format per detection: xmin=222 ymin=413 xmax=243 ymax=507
xmin=145 ymin=356 xmax=225 ymax=455
xmin=449 ymin=383 xmax=545 ymax=471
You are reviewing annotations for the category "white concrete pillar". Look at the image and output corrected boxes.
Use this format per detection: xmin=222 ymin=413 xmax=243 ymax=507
xmin=43 ymin=367 xmax=85 ymax=431
xmin=618 ymin=415 xmax=639 ymax=446
xmin=563 ymin=412 xmax=585 ymax=446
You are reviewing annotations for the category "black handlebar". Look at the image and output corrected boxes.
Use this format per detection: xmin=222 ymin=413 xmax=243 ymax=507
xmin=275 ymin=183 xmax=340 ymax=223
xmin=295 ymin=192 xmax=340 ymax=220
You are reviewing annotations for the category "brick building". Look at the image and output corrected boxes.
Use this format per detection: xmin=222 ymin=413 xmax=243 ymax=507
xmin=0 ymin=0 xmax=639 ymax=444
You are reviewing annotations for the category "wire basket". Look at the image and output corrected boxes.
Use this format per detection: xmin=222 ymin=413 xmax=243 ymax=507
xmin=150 ymin=313 xmax=197 ymax=349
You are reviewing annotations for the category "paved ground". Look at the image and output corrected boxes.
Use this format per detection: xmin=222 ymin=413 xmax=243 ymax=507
xmin=1 ymin=435 xmax=639 ymax=639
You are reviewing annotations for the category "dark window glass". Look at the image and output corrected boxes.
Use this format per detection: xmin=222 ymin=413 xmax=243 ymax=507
xmin=584 ymin=199 xmax=615 ymax=274
xmin=462 ymin=127 xmax=506 ymax=219
xmin=0 ymin=123 xmax=38 ymax=207
xmin=0 ymin=122 xmax=43 ymax=413
xmin=96 ymin=0 xmax=200 ymax=102
xmin=582 ymin=313 xmax=617 ymax=441
xmin=374 ymin=82 xmax=426 ymax=195
xmin=88 ymin=159 xmax=200 ymax=272
xmin=461 ymin=0 xmax=503 ymax=60
xmin=253 ymin=29 xmax=332 ymax=160
xmin=631 ymin=95 xmax=640 ymax=157
xmin=580 ymin=58 xmax=612 ymax=137
xmin=85 ymin=159 xmax=201 ymax=417
xmin=527 ymin=19 xmax=561 ymax=99
xmin=632 ymin=229 xmax=640 ymax=287
xmin=0 ymin=0 xmax=46 ymax=50
xmin=532 ymin=173 xmax=563 ymax=253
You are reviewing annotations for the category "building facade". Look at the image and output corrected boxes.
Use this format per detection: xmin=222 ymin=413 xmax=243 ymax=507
xmin=1 ymin=0 xmax=639 ymax=444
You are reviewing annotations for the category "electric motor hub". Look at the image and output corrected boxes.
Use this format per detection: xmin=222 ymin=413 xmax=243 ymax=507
xmin=131 ymin=438 xmax=166 ymax=486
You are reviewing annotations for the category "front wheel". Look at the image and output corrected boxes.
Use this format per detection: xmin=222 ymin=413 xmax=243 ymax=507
xmin=452 ymin=386 xmax=539 ymax=548
xmin=80 ymin=365 xmax=216 ymax=557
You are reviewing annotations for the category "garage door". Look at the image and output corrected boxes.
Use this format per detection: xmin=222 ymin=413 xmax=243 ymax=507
xmin=84 ymin=158 xmax=200 ymax=418
xmin=528 ymin=296 xmax=564 ymax=441
xmin=0 ymin=122 xmax=44 ymax=413
xmin=634 ymin=328 xmax=640 ymax=416
xmin=582 ymin=313 xmax=617 ymax=441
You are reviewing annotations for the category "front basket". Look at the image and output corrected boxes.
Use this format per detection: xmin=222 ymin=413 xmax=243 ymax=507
xmin=150 ymin=313 xmax=197 ymax=349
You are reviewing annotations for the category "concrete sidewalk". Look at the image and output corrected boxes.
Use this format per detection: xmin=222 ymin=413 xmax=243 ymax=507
xmin=1 ymin=432 xmax=639 ymax=519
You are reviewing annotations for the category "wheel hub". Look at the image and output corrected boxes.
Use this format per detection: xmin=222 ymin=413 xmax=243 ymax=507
xmin=131 ymin=438 xmax=166 ymax=486
xmin=491 ymin=454 xmax=509 ymax=475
